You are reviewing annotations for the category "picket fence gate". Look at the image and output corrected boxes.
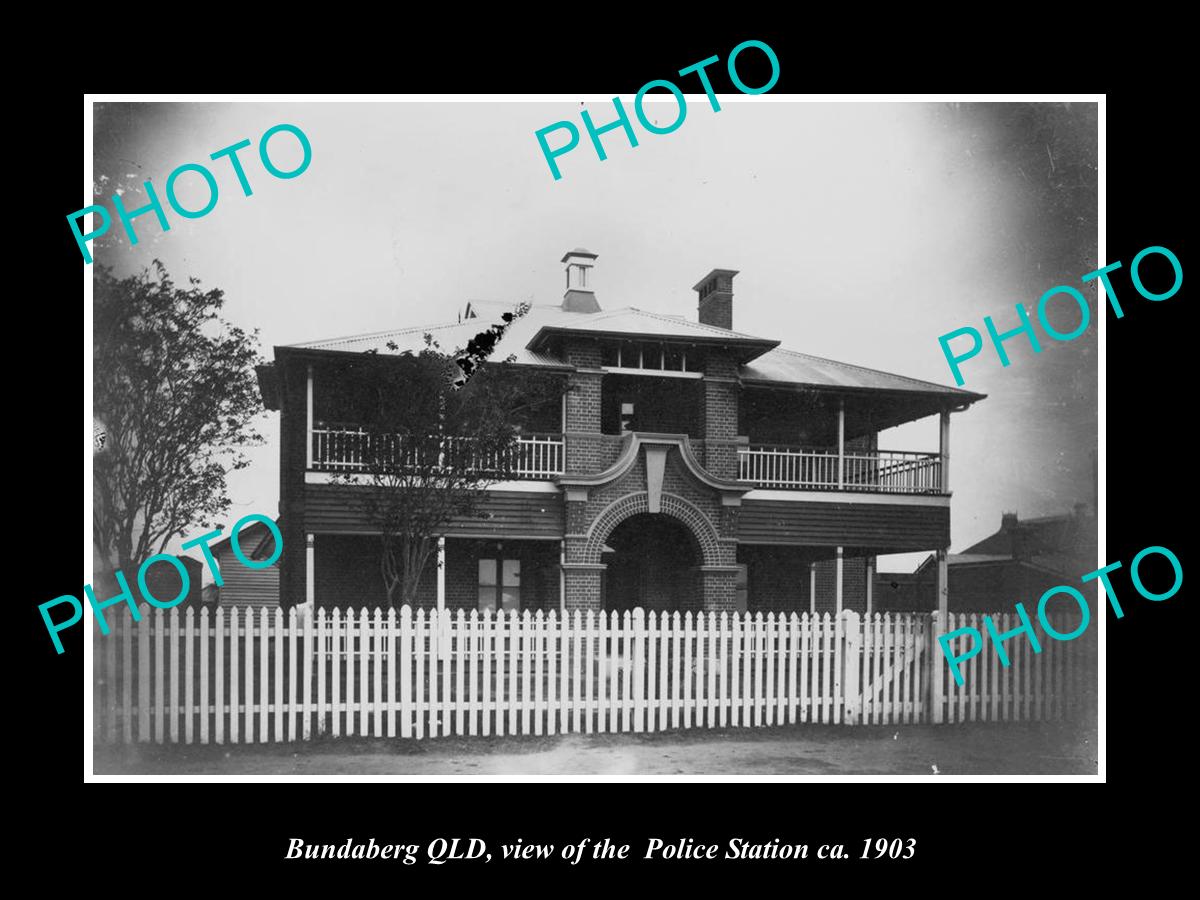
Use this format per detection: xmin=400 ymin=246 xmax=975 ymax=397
xmin=92 ymin=605 xmax=1094 ymax=745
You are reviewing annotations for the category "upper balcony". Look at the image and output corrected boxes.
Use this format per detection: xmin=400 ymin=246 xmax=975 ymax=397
xmin=311 ymin=423 xmax=565 ymax=480
xmin=297 ymin=358 xmax=955 ymax=497
xmin=737 ymin=444 xmax=943 ymax=495
xmin=311 ymin=423 xmax=942 ymax=496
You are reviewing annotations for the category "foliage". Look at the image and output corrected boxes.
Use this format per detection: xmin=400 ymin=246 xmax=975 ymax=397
xmin=328 ymin=315 xmax=566 ymax=607
xmin=93 ymin=260 xmax=264 ymax=573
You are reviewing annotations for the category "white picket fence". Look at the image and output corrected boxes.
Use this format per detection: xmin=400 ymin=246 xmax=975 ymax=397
xmin=92 ymin=606 xmax=1094 ymax=744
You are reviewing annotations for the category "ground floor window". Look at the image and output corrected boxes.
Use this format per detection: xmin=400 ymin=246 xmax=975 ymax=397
xmin=478 ymin=558 xmax=521 ymax=612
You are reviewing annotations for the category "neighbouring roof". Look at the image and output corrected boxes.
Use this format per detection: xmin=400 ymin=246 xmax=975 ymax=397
xmin=964 ymin=514 xmax=1084 ymax=557
xmin=282 ymin=302 xmax=981 ymax=401
xmin=211 ymin=518 xmax=280 ymax=564
xmin=912 ymin=551 xmax=1080 ymax=580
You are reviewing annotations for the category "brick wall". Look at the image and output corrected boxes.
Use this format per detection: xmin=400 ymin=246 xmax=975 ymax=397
xmin=700 ymin=352 xmax=739 ymax=481
xmin=565 ymin=433 xmax=625 ymax=475
xmin=698 ymin=295 xmax=732 ymax=330
xmin=813 ymin=555 xmax=868 ymax=613
xmin=562 ymin=446 xmax=737 ymax=611
xmin=739 ymin=545 xmax=811 ymax=613
xmin=700 ymin=569 xmax=738 ymax=611
xmin=279 ymin=356 xmax=308 ymax=607
xmin=564 ymin=341 xmax=603 ymax=475
xmin=697 ymin=271 xmax=736 ymax=330
xmin=564 ymin=568 xmax=603 ymax=611
xmin=570 ymin=451 xmax=730 ymax=567
xmin=565 ymin=372 xmax=602 ymax=434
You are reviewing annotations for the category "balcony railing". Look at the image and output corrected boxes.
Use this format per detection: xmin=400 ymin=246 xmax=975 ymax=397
xmin=311 ymin=425 xmax=564 ymax=479
xmin=738 ymin=445 xmax=943 ymax=494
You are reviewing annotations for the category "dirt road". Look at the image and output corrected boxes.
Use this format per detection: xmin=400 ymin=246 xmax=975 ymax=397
xmin=95 ymin=721 xmax=1096 ymax=776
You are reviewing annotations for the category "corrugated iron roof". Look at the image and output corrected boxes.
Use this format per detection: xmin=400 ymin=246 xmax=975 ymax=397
xmin=947 ymin=553 xmax=1017 ymax=566
xmin=742 ymin=348 xmax=982 ymax=399
xmin=290 ymin=304 xmax=573 ymax=369
xmin=285 ymin=303 xmax=980 ymax=399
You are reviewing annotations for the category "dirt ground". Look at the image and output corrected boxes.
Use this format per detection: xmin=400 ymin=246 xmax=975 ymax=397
xmin=94 ymin=721 xmax=1097 ymax=776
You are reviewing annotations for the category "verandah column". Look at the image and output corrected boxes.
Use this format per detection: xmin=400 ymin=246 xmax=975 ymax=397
xmin=865 ymin=556 xmax=875 ymax=615
xmin=436 ymin=536 xmax=446 ymax=612
xmin=835 ymin=546 xmax=844 ymax=615
xmin=306 ymin=364 xmax=314 ymax=469
xmin=305 ymin=534 xmax=315 ymax=607
xmin=837 ymin=397 xmax=845 ymax=489
xmin=940 ymin=408 xmax=951 ymax=493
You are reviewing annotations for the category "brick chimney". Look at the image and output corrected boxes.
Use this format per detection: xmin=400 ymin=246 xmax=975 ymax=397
xmin=694 ymin=268 xmax=739 ymax=330
xmin=562 ymin=248 xmax=600 ymax=313
xmin=1001 ymin=511 xmax=1018 ymax=531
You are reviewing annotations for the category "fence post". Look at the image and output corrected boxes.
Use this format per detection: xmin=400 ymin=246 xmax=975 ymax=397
xmin=400 ymin=605 xmax=413 ymax=739
xmin=842 ymin=610 xmax=861 ymax=724
xmin=632 ymin=607 xmax=645 ymax=733
xmin=303 ymin=604 xmax=314 ymax=740
xmin=929 ymin=610 xmax=943 ymax=724
xmin=438 ymin=605 xmax=451 ymax=662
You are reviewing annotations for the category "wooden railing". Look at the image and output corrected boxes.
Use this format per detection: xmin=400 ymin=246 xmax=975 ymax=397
xmin=737 ymin=446 xmax=943 ymax=494
xmin=311 ymin=425 xmax=564 ymax=479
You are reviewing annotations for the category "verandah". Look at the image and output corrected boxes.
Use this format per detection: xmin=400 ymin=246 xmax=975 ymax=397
xmin=91 ymin=605 xmax=1094 ymax=745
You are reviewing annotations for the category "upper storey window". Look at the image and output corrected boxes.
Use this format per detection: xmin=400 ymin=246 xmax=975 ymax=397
xmin=597 ymin=338 xmax=699 ymax=373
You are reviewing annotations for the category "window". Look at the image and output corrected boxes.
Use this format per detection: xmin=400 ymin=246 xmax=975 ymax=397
xmin=597 ymin=339 xmax=693 ymax=373
xmin=620 ymin=401 xmax=636 ymax=432
xmin=640 ymin=343 xmax=661 ymax=370
xmin=478 ymin=558 xmax=521 ymax=612
xmin=735 ymin=564 xmax=748 ymax=614
xmin=663 ymin=345 xmax=685 ymax=371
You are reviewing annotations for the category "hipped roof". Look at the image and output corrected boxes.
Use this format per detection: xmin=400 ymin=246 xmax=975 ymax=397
xmin=278 ymin=303 xmax=983 ymax=404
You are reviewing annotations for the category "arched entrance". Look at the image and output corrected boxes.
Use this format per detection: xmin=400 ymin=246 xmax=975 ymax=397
xmin=601 ymin=513 xmax=702 ymax=613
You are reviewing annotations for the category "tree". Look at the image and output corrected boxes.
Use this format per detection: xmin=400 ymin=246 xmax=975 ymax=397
xmin=328 ymin=314 xmax=566 ymax=607
xmin=93 ymin=260 xmax=265 ymax=576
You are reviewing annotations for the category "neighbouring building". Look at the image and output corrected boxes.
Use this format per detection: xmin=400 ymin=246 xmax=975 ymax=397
xmin=256 ymin=249 xmax=985 ymax=615
xmin=141 ymin=554 xmax=203 ymax=608
xmin=210 ymin=517 xmax=281 ymax=609
xmin=875 ymin=505 xmax=1096 ymax=612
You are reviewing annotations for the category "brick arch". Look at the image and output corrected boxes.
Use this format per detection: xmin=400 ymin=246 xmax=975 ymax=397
xmin=582 ymin=492 xmax=722 ymax=566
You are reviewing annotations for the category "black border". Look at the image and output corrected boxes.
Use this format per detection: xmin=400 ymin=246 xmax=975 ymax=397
xmin=26 ymin=31 xmax=1188 ymax=885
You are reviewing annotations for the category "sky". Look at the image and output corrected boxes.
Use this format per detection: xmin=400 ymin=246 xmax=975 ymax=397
xmin=91 ymin=99 xmax=1098 ymax=573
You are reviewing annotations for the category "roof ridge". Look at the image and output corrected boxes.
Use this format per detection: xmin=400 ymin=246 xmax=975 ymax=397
xmin=771 ymin=347 xmax=977 ymax=395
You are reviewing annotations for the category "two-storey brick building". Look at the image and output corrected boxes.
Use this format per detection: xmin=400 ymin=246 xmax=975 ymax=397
xmin=256 ymin=249 xmax=985 ymax=618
